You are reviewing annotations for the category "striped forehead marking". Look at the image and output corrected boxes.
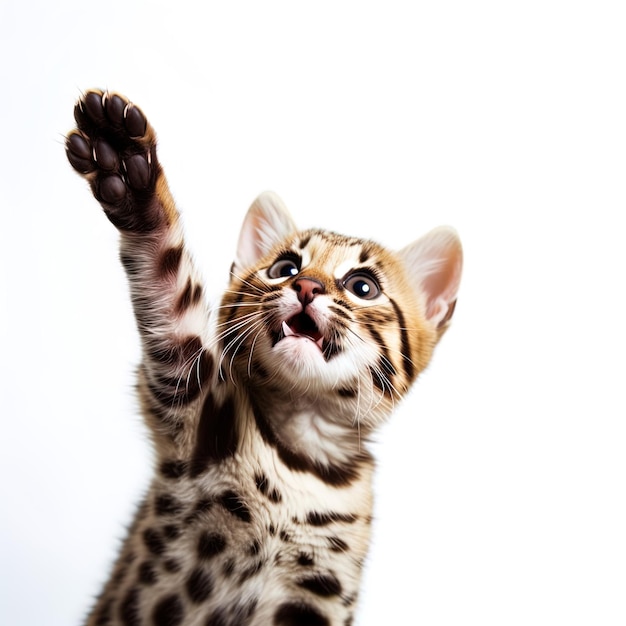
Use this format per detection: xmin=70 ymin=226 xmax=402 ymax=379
xmin=293 ymin=231 xmax=383 ymax=280
xmin=334 ymin=254 xmax=367 ymax=280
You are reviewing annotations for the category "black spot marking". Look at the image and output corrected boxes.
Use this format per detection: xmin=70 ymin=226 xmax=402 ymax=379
xmin=328 ymin=536 xmax=349 ymax=552
xmin=138 ymin=561 xmax=158 ymax=585
xmin=162 ymin=524 xmax=182 ymax=540
xmin=120 ymin=253 xmax=141 ymax=278
xmin=369 ymin=327 xmax=397 ymax=378
xmin=195 ymin=497 xmax=214 ymax=513
xmin=299 ymin=235 xmax=311 ymax=249
xmin=389 ymin=298 xmax=415 ymax=380
xmin=189 ymin=394 xmax=237 ymax=476
xmin=334 ymin=297 xmax=354 ymax=311
xmin=148 ymin=371 xmax=200 ymax=407
xmin=152 ymin=593 xmax=184 ymax=626
xmin=298 ymin=552 xmax=314 ymax=566
xmin=175 ymin=277 xmax=203 ymax=313
xmin=159 ymin=459 xmax=187 ymax=479
xmin=248 ymin=540 xmax=261 ymax=556
xmin=252 ymin=402 xmax=372 ymax=487
xmin=197 ymin=531 xmax=227 ymax=559
xmin=369 ymin=350 xmax=398 ymax=397
xmin=163 ymin=558 xmax=181 ymax=573
xmin=359 ymin=248 xmax=370 ymax=263
xmin=254 ymin=472 xmax=269 ymax=494
xmin=279 ymin=530 xmax=291 ymax=542
xmin=306 ymin=511 xmax=357 ymax=526
xmin=148 ymin=335 xmax=203 ymax=368
xmin=205 ymin=610 xmax=229 ymax=626
xmin=370 ymin=367 xmax=390 ymax=396
xmin=142 ymin=528 xmax=166 ymax=556
xmin=337 ymin=387 xmax=357 ymax=398
xmin=154 ymin=493 xmax=184 ymax=516
xmin=118 ymin=587 xmax=141 ymax=626
xmin=297 ymin=572 xmax=342 ymax=597
xmin=322 ymin=334 xmax=344 ymax=361
xmin=146 ymin=338 xmax=213 ymax=408
xmin=159 ymin=245 xmax=183 ymax=277
xmin=274 ymin=602 xmax=329 ymax=626
xmin=328 ymin=304 xmax=352 ymax=321
xmin=219 ymin=490 xmax=251 ymax=522
xmin=254 ymin=472 xmax=282 ymax=503
xmin=185 ymin=567 xmax=214 ymax=603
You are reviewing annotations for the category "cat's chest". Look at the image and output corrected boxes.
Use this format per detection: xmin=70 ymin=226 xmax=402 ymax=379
xmin=135 ymin=455 xmax=373 ymax=615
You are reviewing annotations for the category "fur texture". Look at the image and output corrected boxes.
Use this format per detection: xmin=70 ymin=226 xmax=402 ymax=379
xmin=66 ymin=89 xmax=463 ymax=626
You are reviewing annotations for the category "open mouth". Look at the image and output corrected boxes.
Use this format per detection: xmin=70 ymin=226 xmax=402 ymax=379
xmin=280 ymin=312 xmax=324 ymax=350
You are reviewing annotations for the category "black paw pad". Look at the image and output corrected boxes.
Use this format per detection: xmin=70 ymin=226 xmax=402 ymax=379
xmin=66 ymin=133 xmax=94 ymax=174
xmin=67 ymin=89 xmax=163 ymax=231
xmin=125 ymin=105 xmax=147 ymax=137
xmin=93 ymin=138 xmax=119 ymax=171
xmin=125 ymin=153 xmax=151 ymax=190
xmin=99 ymin=175 xmax=127 ymax=204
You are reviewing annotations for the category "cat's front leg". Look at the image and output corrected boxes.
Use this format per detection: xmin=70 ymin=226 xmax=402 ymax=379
xmin=66 ymin=90 xmax=214 ymax=453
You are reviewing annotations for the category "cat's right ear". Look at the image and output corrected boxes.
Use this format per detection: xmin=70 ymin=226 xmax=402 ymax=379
xmin=233 ymin=191 xmax=298 ymax=274
xmin=399 ymin=226 xmax=463 ymax=332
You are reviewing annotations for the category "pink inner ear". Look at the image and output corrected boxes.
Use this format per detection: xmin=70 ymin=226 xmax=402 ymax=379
xmin=423 ymin=251 xmax=461 ymax=324
xmin=400 ymin=226 xmax=463 ymax=328
xmin=234 ymin=192 xmax=297 ymax=271
xmin=236 ymin=211 xmax=266 ymax=268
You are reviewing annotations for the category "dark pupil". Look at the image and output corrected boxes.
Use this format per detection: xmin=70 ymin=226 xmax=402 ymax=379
xmin=354 ymin=280 xmax=370 ymax=296
xmin=282 ymin=263 xmax=298 ymax=277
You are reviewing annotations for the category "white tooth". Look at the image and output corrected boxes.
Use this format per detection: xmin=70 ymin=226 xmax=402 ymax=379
xmin=316 ymin=337 xmax=324 ymax=350
xmin=282 ymin=321 xmax=295 ymax=337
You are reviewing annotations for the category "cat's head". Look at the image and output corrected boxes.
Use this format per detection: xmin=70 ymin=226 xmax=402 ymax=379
xmin=219 ymin=192 xmax=462 ymax=428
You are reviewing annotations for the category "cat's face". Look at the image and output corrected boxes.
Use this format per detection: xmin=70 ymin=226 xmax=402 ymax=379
xmin=222 ymin=230 xmax=430 ymax=396
xmin=217 ymin=193 xmax=462 ymax=426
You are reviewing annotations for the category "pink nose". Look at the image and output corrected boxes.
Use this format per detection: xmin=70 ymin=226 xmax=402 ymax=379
xmin=294 ymin=277 xmax=325 ymax=306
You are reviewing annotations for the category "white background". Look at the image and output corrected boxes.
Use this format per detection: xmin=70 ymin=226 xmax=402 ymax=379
xmin=1 ymin=1 xmax=625 ymax=624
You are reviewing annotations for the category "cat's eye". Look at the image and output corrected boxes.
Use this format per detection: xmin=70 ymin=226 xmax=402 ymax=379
xmin=343 ymin=272 xmax=381 ymax=300
xmin=267 ymin=254 xmax=301 ymax=279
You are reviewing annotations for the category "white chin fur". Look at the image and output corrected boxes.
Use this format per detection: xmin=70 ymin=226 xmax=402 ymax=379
xmin=271 ymin=336 xmax=327 ymax=377
xmin=261 ymin=336 xmax=376 ymax=391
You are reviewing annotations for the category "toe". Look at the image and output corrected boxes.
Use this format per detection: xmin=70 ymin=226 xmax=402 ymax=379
xmin=93 ymin=137 xmax=119 ymax=171
xmin=83 ymin=91 xmax=106 ymax=125
xmin=125 ymin=154 xmax=151 ymax=189
xmin=66 ymin=132 xmax=94 ymax=173
xmin=125 ymin=104 xmax=147 ymax=138
xmin=99 ymin=175 xmax=127 ymax=204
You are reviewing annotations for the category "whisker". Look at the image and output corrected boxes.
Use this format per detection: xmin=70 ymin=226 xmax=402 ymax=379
xmin=228 ymin=271 xmax=268 ymax=296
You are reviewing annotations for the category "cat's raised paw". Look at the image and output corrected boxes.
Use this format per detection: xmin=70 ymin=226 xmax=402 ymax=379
xmin=66 ymin=89 xmax=164 ymax=232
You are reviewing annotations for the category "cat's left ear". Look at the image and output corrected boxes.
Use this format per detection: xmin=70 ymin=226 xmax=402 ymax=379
xmin=399 ymin=226 xmax=463 ymax=330
xmin=233 ymin=191 xmax=297 ymax=274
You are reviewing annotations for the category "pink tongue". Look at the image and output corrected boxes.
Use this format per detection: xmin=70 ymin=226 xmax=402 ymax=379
xmin=282 ymin=320 xmax=324 ymax=349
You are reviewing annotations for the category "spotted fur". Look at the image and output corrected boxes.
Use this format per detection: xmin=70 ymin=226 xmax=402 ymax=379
xmin=66 ymin=89 xmax=463 ymax=626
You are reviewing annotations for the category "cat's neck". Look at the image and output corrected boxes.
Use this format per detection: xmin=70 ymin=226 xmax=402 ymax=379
xmin=232 ymin=378 xmax=375 ymax=486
